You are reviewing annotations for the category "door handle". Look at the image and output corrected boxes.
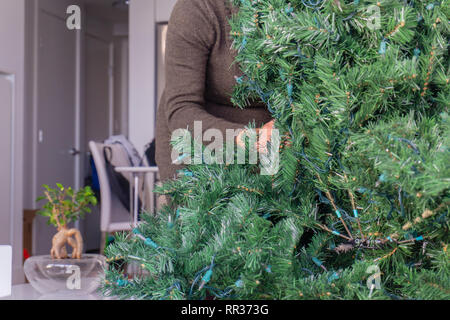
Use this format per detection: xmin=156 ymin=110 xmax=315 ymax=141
xmin=69 ymin=148 xmax=81 ymax=156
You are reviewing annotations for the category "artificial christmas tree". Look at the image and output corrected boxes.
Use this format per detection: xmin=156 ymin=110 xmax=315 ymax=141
xmin=101 ymin=0 xmax=449 ymax=300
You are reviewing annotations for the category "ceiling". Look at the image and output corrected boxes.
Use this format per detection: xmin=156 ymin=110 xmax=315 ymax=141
xmin=83 ymin=0 xmax=129 ymax=23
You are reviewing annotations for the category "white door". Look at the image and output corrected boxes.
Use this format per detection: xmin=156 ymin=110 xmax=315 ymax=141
xmin=0 ymin=0 xmax=25 ymax=283
xmin=32 ymin=1 xmax=82 ymax=255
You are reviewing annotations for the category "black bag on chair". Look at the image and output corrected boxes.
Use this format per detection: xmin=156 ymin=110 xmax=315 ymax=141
xmin=144 ymin=139 xmax=157 ymax=166
xmin=103 ymin=146 xmax=142 ymax=213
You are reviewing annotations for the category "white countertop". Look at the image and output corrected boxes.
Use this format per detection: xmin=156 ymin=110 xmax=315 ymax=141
xmin=1 ymin=284 xmax=114 ymax=300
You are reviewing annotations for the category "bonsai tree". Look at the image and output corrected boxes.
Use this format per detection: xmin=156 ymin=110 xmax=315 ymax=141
xmin=36 ymin=184 xmax=97 ymax=259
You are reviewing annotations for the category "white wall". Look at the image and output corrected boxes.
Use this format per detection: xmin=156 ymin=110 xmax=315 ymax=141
xmin=129 ymin=0 xmax=177 ymax=153
xmin=84 ymin=16 xmax=114 ymax=149
xmin=113 ymin=37 xmax=129 ymax=136
xmin=0 ymin=0 xmax=25 ymax=284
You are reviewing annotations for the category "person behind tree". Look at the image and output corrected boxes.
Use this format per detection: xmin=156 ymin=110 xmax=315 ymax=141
xmin=155 ymin=0 xmax=275 ymax=182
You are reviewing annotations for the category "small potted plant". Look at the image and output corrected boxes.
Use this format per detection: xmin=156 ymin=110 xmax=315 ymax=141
xmin=24 ymin=184 xmax=106 ymax=297
xmin=36 ymin=183 xmax=97 ymax=259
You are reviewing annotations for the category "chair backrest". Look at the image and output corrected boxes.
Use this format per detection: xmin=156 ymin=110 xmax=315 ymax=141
xmin=89 ymin=141 xmax=133 ymax=231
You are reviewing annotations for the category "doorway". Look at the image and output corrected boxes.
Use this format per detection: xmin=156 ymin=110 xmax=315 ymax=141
xmin=83 ymin=0 xmax=130 ymax=254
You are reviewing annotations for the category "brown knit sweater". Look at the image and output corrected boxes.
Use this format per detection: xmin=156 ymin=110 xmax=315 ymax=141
xmin=155 ymin=0 xmax=272 ymax=181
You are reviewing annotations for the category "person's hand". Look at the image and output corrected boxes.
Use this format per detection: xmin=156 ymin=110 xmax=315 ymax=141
xmin=256 ymin=120 xmax=275 ymax=154
xmin=236 ymin=120 xmax=275 ymax=154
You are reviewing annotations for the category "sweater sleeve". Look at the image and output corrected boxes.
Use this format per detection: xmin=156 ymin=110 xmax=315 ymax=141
xmin=163 ymin=0 xmax=244 ymax=138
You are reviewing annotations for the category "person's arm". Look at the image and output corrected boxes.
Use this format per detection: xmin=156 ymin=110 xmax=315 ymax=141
xmin=164 ymin=0 xmax=243 ymax=139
